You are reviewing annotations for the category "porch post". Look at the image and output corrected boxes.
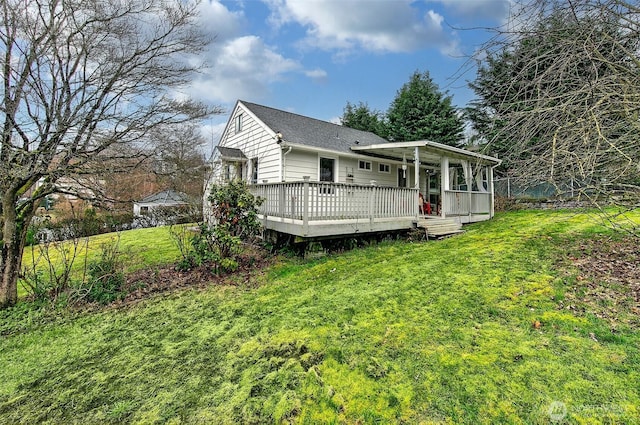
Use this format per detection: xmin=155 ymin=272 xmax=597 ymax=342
xmin=414 ymin=147 xmax=420 ymax=218
xmin=369 ymin=185 xmax=375 ymax=225
xmin=488 ymin=166 xmax=495 ymax=218
xmin=413 ymin=147 xmax=420 ymax=189
xmin=464 ymin=160 xmax=472 ymax=220
xmin=440 ymin=156 xmax=449 ymax=218
xmin=303 ymin=176 xmax=310 ymax=235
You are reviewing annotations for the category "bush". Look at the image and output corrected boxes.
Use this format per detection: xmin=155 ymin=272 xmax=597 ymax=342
xmin=21 ymin=237 xmax=90 ymax=305
xmin=27 ymin=210 xmax=137 ymax=244
xmin=81 ymin=238 xmax=125 ymax=304
xmin=174 ymin=180 xmax=262 ymax=274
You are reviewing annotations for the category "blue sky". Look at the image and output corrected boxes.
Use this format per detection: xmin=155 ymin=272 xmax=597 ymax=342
xmin=189 ymin=0 xmax=512 ymax=147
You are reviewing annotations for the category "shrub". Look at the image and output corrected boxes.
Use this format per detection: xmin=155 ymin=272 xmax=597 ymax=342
xmin=174 ymin=180 xmax=262 ymax=274
xmin=75 ymin=237 xmax=125 ymax=305
xmin=21 ymin=237 xmax=90 ymax=305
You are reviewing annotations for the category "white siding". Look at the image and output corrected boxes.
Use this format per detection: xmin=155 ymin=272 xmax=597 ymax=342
xmin=283 ymin=150 xmax=412 ymax=187
xmin=216 ymin=104 xmax=281 ymax=183
xmin=204 ymin=103 xmax=282 ymax=222
xmin=284 ymin=150 xmax=317 ymax=181
xmin=341 ymin=157 xmax=398 ymax=186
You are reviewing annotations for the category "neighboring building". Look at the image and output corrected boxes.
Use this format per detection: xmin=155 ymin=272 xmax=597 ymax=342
xmin=133 ymin=190 xmax=188 ymax=216
xmin=205 ymin=100 xmax=501 ymax=241
xmin=20 ymin=175 xmax=105 ymax=213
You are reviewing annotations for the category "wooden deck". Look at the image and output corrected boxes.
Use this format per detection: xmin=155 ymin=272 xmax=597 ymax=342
xmin=250 ymin=180 xmax=493 ymax=241
xmin=259 ymin=214 xmax=468 ymax=241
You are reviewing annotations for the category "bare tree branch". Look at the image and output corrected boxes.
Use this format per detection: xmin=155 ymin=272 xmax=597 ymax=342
xmin=0 ymin=0 xmax=220 ymax=307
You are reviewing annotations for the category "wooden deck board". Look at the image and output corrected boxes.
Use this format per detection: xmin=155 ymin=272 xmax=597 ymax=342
xmin=258 ymin=214 xmax=477 ymax=240
xmin=259 ymin=215 xmax=417 ymax=238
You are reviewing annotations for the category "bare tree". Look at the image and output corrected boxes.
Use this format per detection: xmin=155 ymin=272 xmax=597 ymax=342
xmin=152 ymin=123 xmax=208 ymax=200
xmin=469 ymin=0 xmax=640 ymax=234
xmin=0 ymin=0 xmax=220 ymax=308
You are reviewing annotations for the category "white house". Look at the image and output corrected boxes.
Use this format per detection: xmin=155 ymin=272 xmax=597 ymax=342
xmin=133 ymin=190 xmax=188 ymax=216
xmin=204 ymin=100 xmax=501 ymax=241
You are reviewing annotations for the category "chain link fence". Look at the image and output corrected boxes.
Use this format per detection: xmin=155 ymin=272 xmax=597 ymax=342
xmin=494 ymin=177 xmax=577 ymax=200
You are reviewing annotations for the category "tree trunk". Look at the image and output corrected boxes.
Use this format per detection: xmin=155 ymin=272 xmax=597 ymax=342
xmin=0 ymin=195 xmax=32 ymax=309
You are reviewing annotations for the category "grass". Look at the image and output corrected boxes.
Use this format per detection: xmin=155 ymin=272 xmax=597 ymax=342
xmin=18 ymin=225 xmax=185 ymax=298
xmin=1 ymin=210 xmax=639 ymax=424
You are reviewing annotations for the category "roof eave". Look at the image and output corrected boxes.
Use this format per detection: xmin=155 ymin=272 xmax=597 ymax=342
xmin=351 ymin=140 xmax=502 ymax=165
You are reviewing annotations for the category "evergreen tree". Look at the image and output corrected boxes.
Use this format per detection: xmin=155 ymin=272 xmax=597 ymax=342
xmin=467 ymin=0 xmax=640 ymax=236
xmin=340 ymin=102 xmax=387 ymax=138
xmin=467 ymin=1 xmax=640 ymax=186
xmin=386 ymin=71 xmax=464 ymax=147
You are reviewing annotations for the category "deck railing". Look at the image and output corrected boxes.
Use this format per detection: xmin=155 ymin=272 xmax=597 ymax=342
xmin=443 ymin=190 xmax=491 ymax=216
xmin=250 ymin=180 xmax=419 ymax=223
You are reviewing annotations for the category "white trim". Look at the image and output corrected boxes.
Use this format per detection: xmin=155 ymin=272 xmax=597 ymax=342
xmin=351 ymin=140 xmax=501 ymax=165
xmin=379 ymin=162 xmax=391 ymax=173
xmin=281 ymin=142 xmax=382 ymax=161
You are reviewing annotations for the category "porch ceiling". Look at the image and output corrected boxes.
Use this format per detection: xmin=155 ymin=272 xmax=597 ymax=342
xmin=350 ymin=140 xmax=501 ymax=166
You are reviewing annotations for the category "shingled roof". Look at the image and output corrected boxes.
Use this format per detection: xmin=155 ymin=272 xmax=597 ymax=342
xmin=241 ymin=101 xmax=389 ymax=154
xmin=216 ymin=146 xmax=247 ymax=161
xmin=138 ymin=190 xmax=188 ymax=204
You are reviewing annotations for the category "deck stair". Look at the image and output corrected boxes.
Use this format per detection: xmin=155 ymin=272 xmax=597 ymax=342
xmin=416 ymin=217 xmax=463 ymax=237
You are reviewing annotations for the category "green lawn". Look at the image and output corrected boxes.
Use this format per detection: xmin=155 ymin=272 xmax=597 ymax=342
xmin=18 ymin=225 xmax=184 ymax=297
xmin=1 ymin=210 xmax=639 ymax=424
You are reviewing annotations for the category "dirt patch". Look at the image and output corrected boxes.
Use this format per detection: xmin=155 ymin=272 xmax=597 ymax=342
xmin=89 ymin=244 xmax=275 ymax=310
xmin=559 ymin=235 xmax=640 ymax=326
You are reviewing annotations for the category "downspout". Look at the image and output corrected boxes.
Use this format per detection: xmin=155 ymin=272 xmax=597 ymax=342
xmin=281 ymin=144 xmax=292 ymax=182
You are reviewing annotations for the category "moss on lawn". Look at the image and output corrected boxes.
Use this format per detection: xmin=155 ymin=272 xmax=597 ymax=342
xmin=1 ymin=210 xmax=639 ymax=424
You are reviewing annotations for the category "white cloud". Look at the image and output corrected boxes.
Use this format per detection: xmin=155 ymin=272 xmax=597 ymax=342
xmin=264 ymin=0 xmax=459 ymax=55
xmin=183 ymin=2 xmax=326 ymax=104
xmin=201 ymin=121 xmax=228 ymax=155
xmin=304 ymin=68 xmax=328 ymax=82
xmin=190 ymin=35 xmax=301 ymax=103
xmin=197 ymin=0 xmax=245 ymax=42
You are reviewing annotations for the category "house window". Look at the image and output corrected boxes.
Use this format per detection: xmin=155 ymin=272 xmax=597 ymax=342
xmin=319 ymin=157 xmax=335 ymax=182
xmin=379 ymin=163 xmax=390 ymax=173
xmin=358 ymin=160 xmax=372 ymax=171
xmin=140 ymin=206 xmax=149 ymax=215
xmin=251 ymin=158 xmax=258 ymax=184
xmin=224 ymin=162 xmax=238 ymax=182
xmin=235 ymin=114 xmax=243 ymax=133
xmin=319 ymin=157 xmax=335 ymax=194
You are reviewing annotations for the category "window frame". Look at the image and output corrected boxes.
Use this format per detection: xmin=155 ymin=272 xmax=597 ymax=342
xmin=378 ymin=163 xmax=391 ymax=174
xmin=235 ymin=113 xmax=243 ymax=133
xmin=358 ymin=159 xmax=372 ymax=171
xmin=318 ymin=156 xmax=337 ymax=183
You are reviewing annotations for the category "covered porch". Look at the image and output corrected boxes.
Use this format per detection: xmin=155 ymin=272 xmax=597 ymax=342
xmin=351 ymin=140 xmax=501 ymax=222
xmin=249 ymin=140 xmax=500 ymax=240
